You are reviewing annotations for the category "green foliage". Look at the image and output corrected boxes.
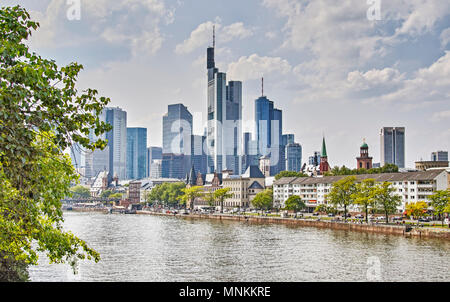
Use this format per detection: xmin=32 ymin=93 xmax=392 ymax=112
xmin=429 ymin=190 xmax=450 ymax=224
xmin=251 ymin=189 xmax=273 ymax=212
xmin=100 ymin=190 xmax=113 ymax=198
xmin=214 ymin=188 xmax=233 ymax=213
xmin=147 ymin=182 xmax=186 ymax=206
xmin=326 ymin=164 xmax=399 ymax=176
xmin=352 ymin=178 xmax=377 ymax=223
xmin=274 ymin=171 xmax=308 ymax=180
xmin=0 ymin=6 xmax=111 ymax=281
xmin=70 ymin=185 xmax=90 ymax=198
xmin=326 ymin=176 xmax=357 ymax=221
xmin=371 ymin=182 xmax=401 ymax=224
xmin=109 ymin=193 xmax=123 ymax=199
xmin=284 ymin=195 xmax=306 ymax=212
xmin=203 ymin=191 xmax=216 ymax=207
xmin=178 ymin=186 xmax=203 ymax=210
xmin=405 ymin=201 xmax=428 ymax=219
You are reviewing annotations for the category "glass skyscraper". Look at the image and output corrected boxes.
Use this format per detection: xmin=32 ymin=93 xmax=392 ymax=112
xmin=162 ymin=104 xmax=192 ymax=178
xmin=126 ymin=127 xmax=147 ymax=180
xmin=286 ymin=143 xmax=302 ymax=172
xmin=380 ymin=127 xmax=405 ymax=168
xmin=206 ymin=35 xmax=242 ymax=175
xmin=147 ymin=146 xmax=162 ymax=177
xmin=105 ymin=107 xmax=127 ymax=180
xmin=255 ymin=95 xmax=283 ymax=176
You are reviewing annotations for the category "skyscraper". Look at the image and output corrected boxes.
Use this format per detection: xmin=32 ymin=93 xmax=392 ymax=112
xmin=255 ymin=84 xmax=283 ymax=176
xmin=126 ymin=127 xmax=147 ymax=180
xmin=380 ymin=127 xmax=405 ymax=168
xmin=431 ymin=151 xmax=448 ymax=162
xmin=162 ymin=104 xmax=192 ymax=178
xmin=147 ymin=146 xmax=162 ymax=177
xmin=105 ymin=107 xmax=127 ymax=180
xmin=282 ymin=134 xmax=295 ymax=147
xmin=206 ymin=27 xmax=242 ymax=175
xmin=192 ymin=134 xmax=207 ymax=175
xmin=285 ymin=143 xmax=302 ymax=172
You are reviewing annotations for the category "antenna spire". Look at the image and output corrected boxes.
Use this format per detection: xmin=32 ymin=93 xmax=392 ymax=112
xmin=262 ymin=76 xmax=264 ymax=97
xmin=213 ymin=25 xmax=215 ymax=48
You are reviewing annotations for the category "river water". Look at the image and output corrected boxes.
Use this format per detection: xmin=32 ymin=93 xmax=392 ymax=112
xmin=29 ymin=211 xmax=450 ymax=282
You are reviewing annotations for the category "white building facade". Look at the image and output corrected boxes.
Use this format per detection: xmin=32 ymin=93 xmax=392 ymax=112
xmin=273 ymin=169 xmax=449 ymax=213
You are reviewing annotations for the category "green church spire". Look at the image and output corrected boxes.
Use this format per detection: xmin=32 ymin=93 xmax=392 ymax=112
xmin=321 ymin=136 xmax=327 ymax=158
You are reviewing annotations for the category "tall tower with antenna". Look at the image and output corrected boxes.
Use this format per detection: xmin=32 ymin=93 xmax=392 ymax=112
xmin=206 ymin=24 xmax=243 ymax=175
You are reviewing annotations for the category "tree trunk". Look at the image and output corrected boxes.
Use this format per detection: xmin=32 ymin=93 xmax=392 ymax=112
xmin=365 ymin=206 xmax=368 ymax=224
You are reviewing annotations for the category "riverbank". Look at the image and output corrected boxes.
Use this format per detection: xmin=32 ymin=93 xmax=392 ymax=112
xmin=136 ymin=210 xmax=450 ymax=240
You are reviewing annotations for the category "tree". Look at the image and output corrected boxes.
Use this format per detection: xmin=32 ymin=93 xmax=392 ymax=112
xmin=204 ymin=191 xmax=217 ymax=207
xmin=69 ymin=185 xmax=90 ymax=198
xmin=178 ymin=186 xmax=203 ymax=211
xmin=100 ymin=190 xmax=113 ymax=198
xmin=214 ymin=188 xmax=233 ymax=213
xmin=429 ymin=190 xmax=450 ymax=226
xmin=274 ymin=171 xmax=308 ymax=180
xmin=326 ymin=176 xmax=357 ymax=222
xmin=284 ymin=195 xmax=306 ymax=213
xmin=405 ymin=201 xmax=429 ymax=221
xmin=371 ymin=182 xmax=401 ymax=224
xmin=0 ymin=6 xmax=111 ymax=280
xmin=109 ymin=193 xmax=123 ymax=199
xmin=352 ymin=178 xmax=376 ymax=223
xmin=251 ymin=189 xmax=273 ymax=215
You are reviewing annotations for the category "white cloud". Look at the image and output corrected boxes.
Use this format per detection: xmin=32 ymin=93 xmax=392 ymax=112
xmin=441 ymin=28 xmax=450 ymax=48
xmin=432 ymin=110 xmax=450 ymax=121
xmin=28 ymin=0 xmax=174 ymax=57
xmin=175 ymin=21 xmax=216 ymax=55
xmin=227 ymin=54 xmax=292 ymax=81
xmin=175 ymin=20 xmax=254 ymax=55
xmin=347 ymin=68 xmax=405 ymax=91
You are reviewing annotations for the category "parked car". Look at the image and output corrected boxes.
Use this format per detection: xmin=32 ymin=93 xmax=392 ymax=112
xmin=327 ymin=213 xmax=335 ymax=217
xmin=376 ymin=216 xmax=386 ymax=221
xmin=392 ymin=216 xmax=403 ymax=221
xmin=341 ymin=213 xmax=351 ymax=218
xmin=312 ymin=212 xmax=320 ymax=216
xmin=418 ymin=217 xmax=430 ymax=222
xmin=355 ymin=214 xmax=364 ymax=219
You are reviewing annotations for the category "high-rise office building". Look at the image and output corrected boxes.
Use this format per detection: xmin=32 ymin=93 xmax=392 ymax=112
xmin=431 ymin=151 xmax=448 ymax=162
xmin=286 ymin=143 xmax=302 ymax=172
xmin=150 ymin=160 xmax=162 ymax=178
xmin=147 ymin=146 xmax=162 ymax=177
xmin=126 ymin=127 xmax=147 ymax=180
xmin=104 ymin=107 xmax=127 ymax=180
xmin=162 ymin=104 xmax=192 ymax=178
xmin=380 ymin=127 xmax=405 ymax=168
xmin=282 ymin=134 xmax=295 ymax=147
xmin=255 ymin=86 xmax=283 ymax=176
xmin=83 ymin=110 xmax=110 ymax=179
xmin=309 ymin=151 xmax=321 ymax=166
xmin=206 ymin=28 xmax=242 ymax=175
xmin=192 ymin=134 xmax=207 ymax=175
xmin=162 ymin=153 xmax=186 ymax=179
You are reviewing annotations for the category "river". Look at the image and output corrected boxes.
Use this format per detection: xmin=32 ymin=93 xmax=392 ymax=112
xmin=29 ymin=211 xmax=450 ymax=282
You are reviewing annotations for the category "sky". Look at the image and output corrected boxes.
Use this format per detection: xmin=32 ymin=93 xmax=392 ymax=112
xmin=3 ymin=0 xmax=450 ymax=169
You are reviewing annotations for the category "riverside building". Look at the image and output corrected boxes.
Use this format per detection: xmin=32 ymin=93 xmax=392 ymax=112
xmin=273 ymin=169 xmax=449 ymax=212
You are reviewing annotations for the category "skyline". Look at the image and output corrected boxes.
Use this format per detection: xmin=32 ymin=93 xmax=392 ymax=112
xmin=6 ymin=0 xmax=450 ymax=168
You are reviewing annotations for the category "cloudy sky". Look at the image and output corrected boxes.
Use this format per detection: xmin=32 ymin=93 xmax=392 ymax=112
xmin=5 ymin=0 xmax=450 ymax=168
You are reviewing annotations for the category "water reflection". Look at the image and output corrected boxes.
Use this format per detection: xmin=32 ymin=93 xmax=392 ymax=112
xmin=29 ymin=212 xmax=450 ymax=282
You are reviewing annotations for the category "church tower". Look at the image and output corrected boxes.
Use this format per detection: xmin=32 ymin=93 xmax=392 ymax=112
xmin=319 ymin=137 xmax=330 ymax=174
xmin=356 ymin=139 xmax=373 ymax=170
